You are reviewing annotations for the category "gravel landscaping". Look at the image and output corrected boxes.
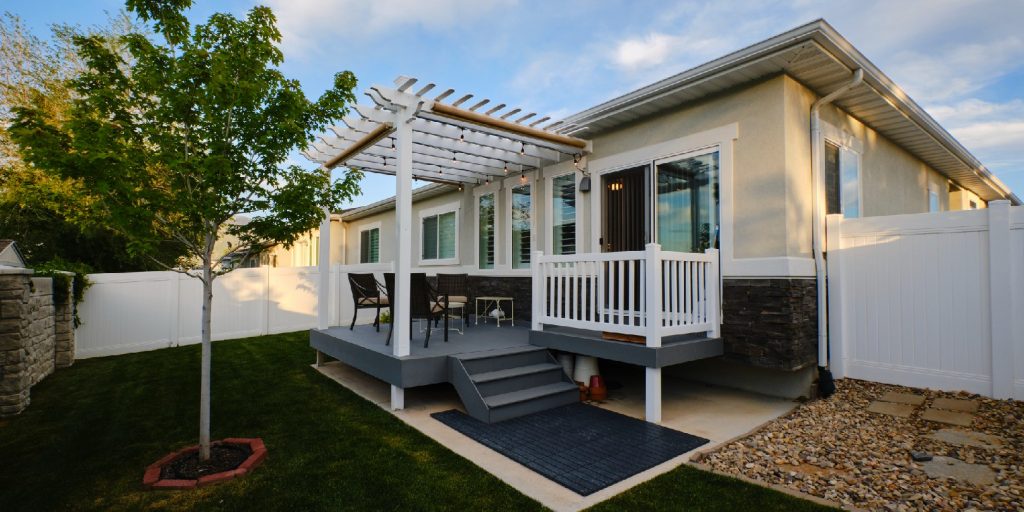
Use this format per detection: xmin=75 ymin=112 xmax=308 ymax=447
xmin=700 ymin=379 xmax=1024 ymax=511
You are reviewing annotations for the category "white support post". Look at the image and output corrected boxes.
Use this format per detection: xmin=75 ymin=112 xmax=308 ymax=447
xmin=390 ymin=385 xmax=405 ymax=410
xmin=392 ymin=111 xmax=414 ymax=360
xmin=705 ymin=248 xmax=721 ymax=339
xmin=987 ymin=200 xmax=1013 ymax=399
xmin=825 ymin=215 xmax=846 ymax=378
xmin=645 ymin=366 xmax=662 ymax=423
xmin=644 ymin=243 xmax=662 ymax=348
xmin=317 ymin=206 xmax=331 ymax=330
xmin=532 ymin=250 xmax=545 ymax=330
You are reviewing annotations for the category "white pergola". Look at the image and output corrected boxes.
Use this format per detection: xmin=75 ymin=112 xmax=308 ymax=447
xmin=305 ymin=76 xmax=590 ymax=408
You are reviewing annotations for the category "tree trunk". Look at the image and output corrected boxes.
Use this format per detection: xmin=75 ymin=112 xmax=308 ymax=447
xmin=199 ymin=261 xmax=213 ymax=460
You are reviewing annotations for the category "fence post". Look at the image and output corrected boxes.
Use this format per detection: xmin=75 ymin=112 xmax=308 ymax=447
xmin=645 ymin=243 xmax=662 ymax=348
xmin=704 ymin=248 xmax=721 ymax=339
xmin=988 ymin=200 xmax=1013 ymax=399
xmin=826 ymin=214 xmax=846 ymax=378
xmin=532 ymin=251 xmax=544 ymax=331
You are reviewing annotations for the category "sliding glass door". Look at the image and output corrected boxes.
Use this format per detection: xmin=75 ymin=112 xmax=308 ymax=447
xmin=655 ymin=151 xmax=719 ymax=253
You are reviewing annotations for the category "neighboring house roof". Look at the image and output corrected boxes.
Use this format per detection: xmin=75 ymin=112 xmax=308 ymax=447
xmin=559 ymin=19 xmax=1018 ymax=205
xmin=340 ymin=183 xmax=456 ymax=222
xmin=0 ymin=240 xmax=27 ymax=268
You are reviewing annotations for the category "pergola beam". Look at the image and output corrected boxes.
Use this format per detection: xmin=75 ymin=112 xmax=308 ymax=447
xmin=430 ymin=102 xmax=589 ymax=150
xmin=323 ymin=122 xmax=394 ymax=169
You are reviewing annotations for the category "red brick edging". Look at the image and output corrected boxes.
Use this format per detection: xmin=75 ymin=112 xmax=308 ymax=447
xmin=143 ymin=438 xmax=267 ymax=490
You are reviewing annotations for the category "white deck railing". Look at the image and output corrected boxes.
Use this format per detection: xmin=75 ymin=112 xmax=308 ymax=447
xmin=531 ymin=245 xmax=720 ymax=347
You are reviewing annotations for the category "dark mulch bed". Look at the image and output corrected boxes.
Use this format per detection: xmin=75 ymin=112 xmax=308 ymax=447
xmin=161 ymin=443 xmax=252 ymax=480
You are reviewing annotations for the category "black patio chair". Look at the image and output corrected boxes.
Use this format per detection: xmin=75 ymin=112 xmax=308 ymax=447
xmin=435 ymin=273 xmax=470 ymax=329
xmin=384 ymin=272 xmax=448 ymax=347
xmin=347 ymin=273 xmax=386 ymax=331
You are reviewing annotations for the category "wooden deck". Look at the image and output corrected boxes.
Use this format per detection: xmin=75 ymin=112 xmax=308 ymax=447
xmin=311 ymin=321 xmax=723 ymax=390
xmin=310 ymin=323 xmax=532 ymax=388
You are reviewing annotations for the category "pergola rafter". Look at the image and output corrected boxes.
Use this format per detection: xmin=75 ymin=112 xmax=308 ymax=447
xmin=308 ymin=76 xmax=591 ymax=409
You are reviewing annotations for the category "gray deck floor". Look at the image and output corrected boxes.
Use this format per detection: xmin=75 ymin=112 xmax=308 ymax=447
xmin=318 ymin=322 xmax=532 ymax=359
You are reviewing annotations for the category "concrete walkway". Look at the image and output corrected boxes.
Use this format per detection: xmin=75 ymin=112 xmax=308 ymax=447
xmin=315 ymin=359 xmax=794 ymax=511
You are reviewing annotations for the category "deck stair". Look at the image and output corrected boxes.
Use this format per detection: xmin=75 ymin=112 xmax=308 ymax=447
xmin=449 ymin=346 xmax=577 ymax=423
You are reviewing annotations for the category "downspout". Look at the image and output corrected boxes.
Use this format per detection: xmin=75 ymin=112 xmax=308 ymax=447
xmin=811 ymin=68 xmax=863 ymax=395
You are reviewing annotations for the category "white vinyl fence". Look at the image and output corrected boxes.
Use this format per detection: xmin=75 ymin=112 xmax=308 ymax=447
xmin=75 ymin=263 xmax=391 ymax=358
xmin=826 ymin=201 xmax=1023 ymax=399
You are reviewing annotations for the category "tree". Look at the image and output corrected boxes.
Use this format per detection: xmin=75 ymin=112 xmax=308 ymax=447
xmin=0 ymin=11 xmax=178 ymax=271
xmin=11 ymin=1 xmax=361 ymax=459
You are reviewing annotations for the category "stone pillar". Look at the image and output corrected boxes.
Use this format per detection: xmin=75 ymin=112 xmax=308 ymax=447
xmin=53 ymin=278 xmax=75 ymax=369
xmin=0 ymin=271 xmax=33 ymax=416
xmin=0 ymin=271 xmax=59 ymax=417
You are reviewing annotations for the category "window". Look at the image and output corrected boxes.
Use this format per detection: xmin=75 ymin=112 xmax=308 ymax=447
xmin=928 ymin=184 xmax=941 ymax=212
xmin=969 ymin=200 xmax=978 ymax=210
xmin=825 ymin=141 xmax=860 ymax=218
xmin=656 ymin=151 xmax=719 ymax=252
xmin=510 ymin=184 xmax=531 ymax=269
xmin=421 ymin=210 xmax=457 ymax=263
xmin=478 ymin=193 xmax=495 ymax=269
xmin=359 ymin=226 xmax=380 ymax=263
xmin=551 ymin=174 xmax=576 ymax=255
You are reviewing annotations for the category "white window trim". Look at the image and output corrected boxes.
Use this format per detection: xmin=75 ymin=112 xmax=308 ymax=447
xmin=357 ymin=222 xmax=382 ymax=264
xmin=928 ymin=182 xmax=942 ymax=213
xmin=505 ymin=173 xmax=536 ymax=270
xmin=474 ymin=187 xmax=500 ymax=270
xmin=544 ymin=170 xmax=579 ymax=256
xmin=824 ymin=130 xmax=864 ymax=220
xmin=418 ymin=200 xmax=461 ymax=266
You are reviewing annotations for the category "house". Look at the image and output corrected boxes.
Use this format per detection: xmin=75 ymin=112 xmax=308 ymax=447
xmin=0 ymin=240 xmax=27 ymax=268
xmin=214 ymin=215 xmax=346 ymax=268
xmin=303 ymin=20 xmax=1019 ymax=423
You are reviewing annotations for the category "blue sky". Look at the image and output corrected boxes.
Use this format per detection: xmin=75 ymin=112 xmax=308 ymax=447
xmin=7 ymin=0 xmax=1024 ymax=206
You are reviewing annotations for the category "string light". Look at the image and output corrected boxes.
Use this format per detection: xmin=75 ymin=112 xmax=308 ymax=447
xmin=520 ymin=170 xmax=527 ymax=184
xmin=520 ymin=142 xmax=526 ymax=155
xmin=391 ymin=137 xmax=395 ymax=149
xmin=503 ymin=162 xmax=508 ymax=174
xmin=459 ymin=130 xmax=465 ymax=143
xmin=452 ymin=152 xmax=457 ymax=163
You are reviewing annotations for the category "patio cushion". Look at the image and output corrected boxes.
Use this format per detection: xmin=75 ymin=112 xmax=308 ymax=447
xmin=438 ymin=295 xmax=468 ymax=304
xmin=358 ymin=297 xmax=388 ymax=305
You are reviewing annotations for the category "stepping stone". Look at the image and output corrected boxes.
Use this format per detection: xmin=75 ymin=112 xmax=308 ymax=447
xmin=921 ymin=408 xmax=974 ymax=427
xmin=879 ymin=391 xmax=925 ymax=405
xmin=932 ymin=397 xmax=980 ymax=413
xmin=867 ymin=401 xmax=915 ymax=418
xmin=928 ymin=429 xmax=1004 ymax=450
xmin=921 ymin=456 xmax=995 ymax=486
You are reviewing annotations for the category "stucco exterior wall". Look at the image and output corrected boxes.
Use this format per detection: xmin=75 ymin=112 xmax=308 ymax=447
xmin=783 ymin=75 xmax=959 ymax=257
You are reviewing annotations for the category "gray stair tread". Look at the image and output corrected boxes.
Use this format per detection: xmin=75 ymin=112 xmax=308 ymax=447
xmin=484 ymin=382 xmax=578 ymax=408
xmin=471 ymin=363 xmax=561 ymax=383
xmin=454 ymin=345 xmax=547 ymax=361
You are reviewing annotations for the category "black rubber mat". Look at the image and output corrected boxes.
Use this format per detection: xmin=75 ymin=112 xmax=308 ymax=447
xmin=432 ymin=403 xmax=709 ymax=496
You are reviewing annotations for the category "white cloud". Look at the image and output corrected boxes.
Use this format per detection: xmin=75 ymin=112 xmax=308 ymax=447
xmin=886 ymin=37 xmax=1024 ymax=103
xmin=928 ymin=98 xmax=1024 ymax=176
xmin=266 ymin=0 xmax=516 ymax=57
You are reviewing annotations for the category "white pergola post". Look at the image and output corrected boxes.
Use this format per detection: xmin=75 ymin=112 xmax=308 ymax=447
xmin=645 ymin=366 xmax=662 ymax=423
xmin=390 ymin=108 xmax=415 ymax=410
xmin=317 ymin=205 xmax=331 ymax=330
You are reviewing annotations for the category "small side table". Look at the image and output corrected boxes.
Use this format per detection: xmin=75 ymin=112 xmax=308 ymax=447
xmin=447 ymin=302 xmax=466 ymax=334
xmin=475 ymin=296 xmax=513 ymax=327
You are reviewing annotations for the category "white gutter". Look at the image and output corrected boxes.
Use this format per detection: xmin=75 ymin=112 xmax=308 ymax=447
xmin=812 ymin=68 xmax=863 ymax=368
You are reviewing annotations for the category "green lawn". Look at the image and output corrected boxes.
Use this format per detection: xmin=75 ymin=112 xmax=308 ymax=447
xmin=0 ymin=332 xmax=835 ymax=511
